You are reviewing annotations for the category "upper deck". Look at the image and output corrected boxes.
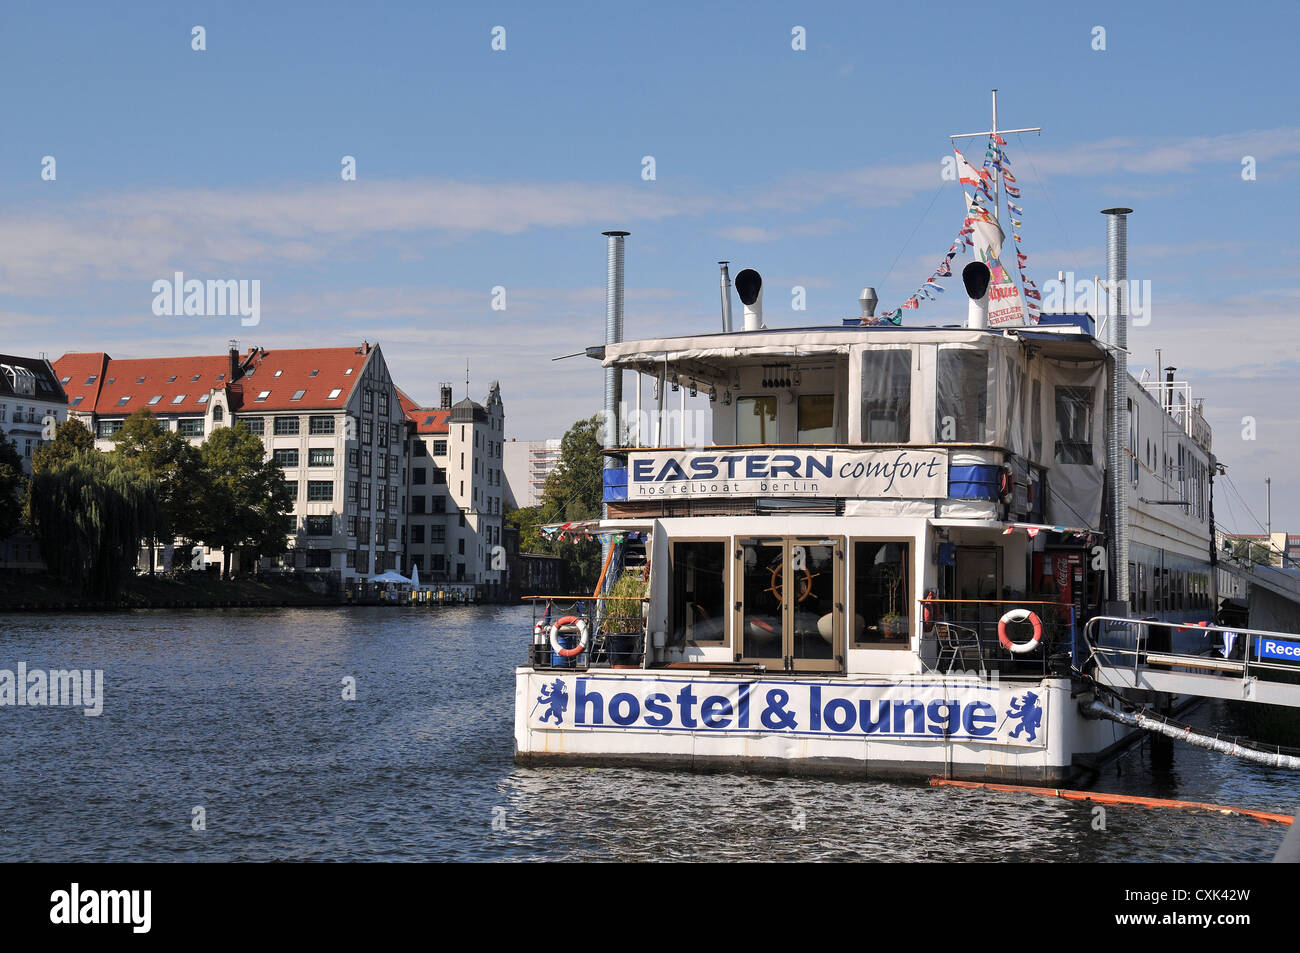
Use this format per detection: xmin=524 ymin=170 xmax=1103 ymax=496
xmin=599 ymin=318 xmax=1124 ymax=531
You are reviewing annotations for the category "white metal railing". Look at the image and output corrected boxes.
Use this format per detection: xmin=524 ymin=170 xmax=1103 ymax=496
xmin=1083 ymin=616 xmax=1300 ymax=704
xmin=1140 ymin=380 xmax=1212 ymax=451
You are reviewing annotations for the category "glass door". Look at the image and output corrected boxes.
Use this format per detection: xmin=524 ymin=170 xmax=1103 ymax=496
xmin=787 ymin=539 xmax=841 ymax=672
xmin=736 ymin=537 xmax=842 ymax=673
xmin=737 ymin=539 xmax=785 ymax=666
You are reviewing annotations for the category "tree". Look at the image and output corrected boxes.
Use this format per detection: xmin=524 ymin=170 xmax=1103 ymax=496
xmin=0 ymin=430 xmax=24 ymax=540
xmin=112 ymin=410 xmax=202 ymax=574
xmin=31 ymin=417 xmax=94 ymax=475
xmin=26 ymin=450 xmax=161 ymax=599
xmin=505 ymin=415 xmax=605 ymax=592
xmin=192 ymin=424 xmax=293 ymax=578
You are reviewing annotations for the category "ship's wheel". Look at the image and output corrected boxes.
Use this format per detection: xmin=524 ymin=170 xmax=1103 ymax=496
xmin=767 ymin=560 xmax=817 ymax=605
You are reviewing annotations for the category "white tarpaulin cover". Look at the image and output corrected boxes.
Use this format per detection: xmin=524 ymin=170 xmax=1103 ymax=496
xmin=1042 ymin=358 xmax=1106 ymax=530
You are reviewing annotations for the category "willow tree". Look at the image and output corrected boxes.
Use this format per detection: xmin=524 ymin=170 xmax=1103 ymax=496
xmin=27 ymin=450 xmax=161 ymax=599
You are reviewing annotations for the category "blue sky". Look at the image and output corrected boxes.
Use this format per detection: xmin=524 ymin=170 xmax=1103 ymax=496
xmin=1 ymin=0 xmax=1297 ymax=530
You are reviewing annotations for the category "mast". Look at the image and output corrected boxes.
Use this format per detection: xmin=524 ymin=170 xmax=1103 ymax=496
xmin=949 ymin=89 xmax=1041 ymax=225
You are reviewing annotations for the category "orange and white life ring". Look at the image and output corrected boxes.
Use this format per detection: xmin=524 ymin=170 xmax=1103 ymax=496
xmin=922 ymin=589 xmax=940 ymax=633
xmin=998 ymin=608 xmax=1043 ymax=654
xmin=548 ymin=616 xmax=590 ymax=659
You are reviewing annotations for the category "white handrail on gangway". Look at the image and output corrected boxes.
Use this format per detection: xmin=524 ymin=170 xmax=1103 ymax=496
xmin=1082 ymin=616 xmax=1300 ymax=707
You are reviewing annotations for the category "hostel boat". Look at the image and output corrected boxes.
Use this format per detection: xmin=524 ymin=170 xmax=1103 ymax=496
xmin=514 ymin=112 xmax=1227 ymax=784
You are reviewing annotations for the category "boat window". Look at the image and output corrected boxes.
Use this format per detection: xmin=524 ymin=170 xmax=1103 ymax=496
xmin=1031 ymin=378 xmax=1043 ymax=459
xmin=851 ymin=540 xmax=911 ymax=647
xmin=670 ymin=540 xmax=727 ymax=646
xmin=797 ymin=394 xmax=834 ymax=443
xmin=1054 ymin=386 xmax=1094 ymax=464
xmin=936 ymin=349 xmax=987 ymax=443
xmin=1005 ymin=359 xmax=1025 ymax=456
xmin=736 ymin=396 xmax=777 ymax=444
xmin=860 ymin=349 xmax=910 ymax=443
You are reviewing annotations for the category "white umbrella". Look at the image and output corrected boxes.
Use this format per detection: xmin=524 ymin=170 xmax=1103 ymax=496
xmin=410 ymin=564 xmax=420 ymax=588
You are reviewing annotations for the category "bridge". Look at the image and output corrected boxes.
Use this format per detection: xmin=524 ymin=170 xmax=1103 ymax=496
xmin=1083 ymin=616 xmax=1300 ymax=707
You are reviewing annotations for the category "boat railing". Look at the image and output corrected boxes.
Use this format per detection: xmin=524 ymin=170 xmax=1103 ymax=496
xmin=918 ymin=598 xmax=1077 ymax=679
xmin=524 ymin=595 xmax=649 ymax=671
xmin=1082 ymin=616 xmax=1300 ymax=686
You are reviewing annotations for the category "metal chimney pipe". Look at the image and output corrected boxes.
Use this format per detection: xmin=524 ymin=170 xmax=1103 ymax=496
xmin=1103 ymin=207 xmax=1132 ymax=608
xmin=719 ymin=262 xmax=733 ymax=333
xmin=734 ymin=268 xmax=764 ymax=331
xmin=600 ymin=230 xmax=629 ymax=599
xmin=603 ymin=230 xmax=628 ymax=455
xmin=859 ymin=287 xmax=878 ymax=319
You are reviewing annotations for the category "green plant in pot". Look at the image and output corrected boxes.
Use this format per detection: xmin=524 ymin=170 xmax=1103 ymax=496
xmin=601 ymin=569 xmax=647 ymax=667
xmin=879 ymin=569 xmax=909 ymax=639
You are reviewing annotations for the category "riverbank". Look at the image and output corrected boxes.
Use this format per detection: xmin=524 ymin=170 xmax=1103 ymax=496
xmin=0 ymin=571 xmax=337 ymax=611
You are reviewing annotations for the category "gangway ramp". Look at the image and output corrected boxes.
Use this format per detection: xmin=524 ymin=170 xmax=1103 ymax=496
xmin=1084 ymin=617 xmax=1300 ymax=707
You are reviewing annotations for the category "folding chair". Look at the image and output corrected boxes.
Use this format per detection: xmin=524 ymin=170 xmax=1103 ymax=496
xmin=935 ymin=622 xmax=987 ymax=675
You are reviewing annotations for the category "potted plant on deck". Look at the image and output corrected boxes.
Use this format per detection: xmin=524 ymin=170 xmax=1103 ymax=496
xmin=601 ymin=569 xmax=647 ymax=667
xmin=879 ymin=569 xmax=909 ymax=640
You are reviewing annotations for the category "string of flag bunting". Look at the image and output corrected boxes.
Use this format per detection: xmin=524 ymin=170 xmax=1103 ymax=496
xmin=986 ymin=136 xmax=1040 ymax=320
xmin=538 ymin=522 xmax=646 ymax=544
xmin=870 ymin=133 xmax=1038 ymax=324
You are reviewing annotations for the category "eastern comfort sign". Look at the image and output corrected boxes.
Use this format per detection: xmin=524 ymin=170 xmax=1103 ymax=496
xmin=626 ymin=449 xmax=947 ymax=499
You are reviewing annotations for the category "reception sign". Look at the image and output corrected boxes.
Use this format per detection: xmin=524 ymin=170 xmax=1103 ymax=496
xmin=625 ymin=449 xmax=947 ymax=499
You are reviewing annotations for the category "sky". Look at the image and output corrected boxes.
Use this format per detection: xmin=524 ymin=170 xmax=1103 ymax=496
xmin=1 ymin=1 xmax=1297 ymax=531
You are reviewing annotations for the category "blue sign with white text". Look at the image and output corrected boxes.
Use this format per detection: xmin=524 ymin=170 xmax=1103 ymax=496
xmin=1255 ymin=637 xmax=1300 ymax=662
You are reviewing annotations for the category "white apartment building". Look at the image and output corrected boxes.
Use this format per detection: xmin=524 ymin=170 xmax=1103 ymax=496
xmin=502 ymin=437 xmax=562 ymax=509
xmin=0 ymin=354 xmax=69 ymax=475
xmin=401 ymin=382 xmax=506 ymax=599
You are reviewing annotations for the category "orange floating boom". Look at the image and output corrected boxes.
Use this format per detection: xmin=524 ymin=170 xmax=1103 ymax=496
xmin=929 ymin=778 xmax=1294 ymax=825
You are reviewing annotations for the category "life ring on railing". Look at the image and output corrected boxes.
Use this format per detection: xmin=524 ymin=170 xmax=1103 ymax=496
xmin=998 ymin=467 xmax=1014 ymax=504
xmin=548 ymin=616 xmax=590 ymax=659
xmin=922 ymin=589 xmax=940 ymax=633
xmin=998 ymin=609 xmax=1043 ymax=654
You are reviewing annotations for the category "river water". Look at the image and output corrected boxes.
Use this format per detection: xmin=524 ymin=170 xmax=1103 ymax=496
xmin=0 ymin=605 xmax=1293 ymax=862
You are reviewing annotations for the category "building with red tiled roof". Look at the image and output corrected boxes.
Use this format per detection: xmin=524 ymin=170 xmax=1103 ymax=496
xmin=53 ymin=341 xmax=407 ymax=581
xmin=40 ymin=343 xmax=511 ymax=593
